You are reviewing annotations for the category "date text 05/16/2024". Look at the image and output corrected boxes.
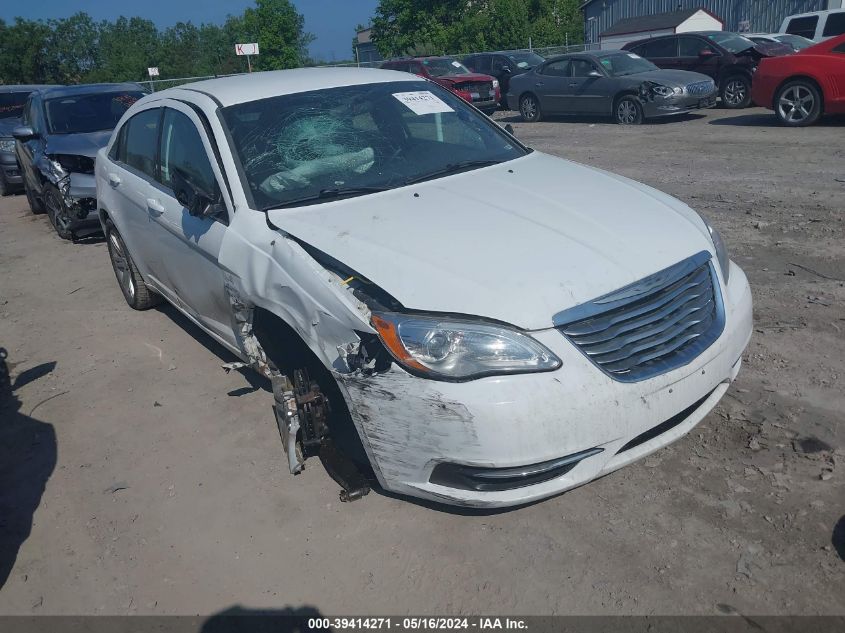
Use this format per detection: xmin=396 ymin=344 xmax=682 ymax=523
xmin=307 ymin=618 xmax=529 ymax=630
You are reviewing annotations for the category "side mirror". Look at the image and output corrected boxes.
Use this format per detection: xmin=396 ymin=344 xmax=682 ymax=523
xmin=504 ymin=123 xmax=515 ymax=136
xmin=172 ymin=168 xmax=221 ymax=218
xmin=588 ymin=70 xmax=603 ymax=78
xmin=501 ymin=66 xmax=512 ymax=74
xmin=12 ymin=126 xmax=36 ymax=141
xmin=699 ymin=49 xmax=716 ymax=58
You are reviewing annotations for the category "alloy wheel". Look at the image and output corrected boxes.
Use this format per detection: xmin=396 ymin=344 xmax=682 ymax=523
xmin=777 ymin=85 xmax=815 ymax=124
xmin=616 ymin=99 xmax=638 ymax=124
xmin=723 ymin=79 xmax=747 ymax=107
xmin=520 ymin=96 xmax=537 ymax=120
xmin=44 ymin=189 xmax=72 ymax=239
xmin=108 ymin=232 xmax=136 ymax=301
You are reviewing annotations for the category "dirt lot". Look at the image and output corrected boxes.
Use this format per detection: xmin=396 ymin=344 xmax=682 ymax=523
xmin=0 ymin=105 xmax=843 ymax=616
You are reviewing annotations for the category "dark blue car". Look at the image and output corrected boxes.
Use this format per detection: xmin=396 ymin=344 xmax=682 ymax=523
xmin=0 ymin=85 xmax=52 ymax=196
xmin=13 ymin=83 xmax=145 ymax=239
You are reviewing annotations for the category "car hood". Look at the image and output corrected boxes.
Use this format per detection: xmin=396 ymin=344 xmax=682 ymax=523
xmin=45 ymin=130 xmax=113 ymax=158
xmin=0 ymin=117 xmax=22 ymax=139
xmin=625 ymin=69 xmax=713 ymax=87
xmin=738 ymin=42 xmax=792 ymax=58
xmin=266 ymin=152 xmax=714 ymax=330
xmin=437 ymin=72 xmax=495 ymax=83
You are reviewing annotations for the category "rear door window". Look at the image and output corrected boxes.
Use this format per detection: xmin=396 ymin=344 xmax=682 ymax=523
xmin=475 ymin=55 xmax=492 ymax=73
xmin=122 ymin=108 xmax=160 ymax=179
xmin=678 ymin=36 xmax=716 ymax=57
xmin=570 ymin=59 xmax=597 ymax=77
xmin=541 ymin=60 xmax=571 ymax=77
xmin=822 ymin=12 xmax=845 ymax=37
xmin=637 ymin=38 xmax=678 ymax=58
xmin=785 ymin=16 xmax=819 ymax=38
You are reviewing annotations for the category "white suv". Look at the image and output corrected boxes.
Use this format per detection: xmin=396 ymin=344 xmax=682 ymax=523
xmin=781 ymin=9 xmax=845 ymax=41
xmin=96 ymin=68 xmax=752 ymax=508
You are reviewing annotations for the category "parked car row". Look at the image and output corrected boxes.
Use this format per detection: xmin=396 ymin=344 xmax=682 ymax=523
xmin=501 ymin=32 xmax=844 ymax=126
xmin=3 ymin=65 xmax=754 ymax=507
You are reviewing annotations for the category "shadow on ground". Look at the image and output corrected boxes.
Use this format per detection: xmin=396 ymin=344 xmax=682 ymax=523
xmin=496 ymin=111 xmax=705 ymax=126
xmin=0 ymin=348 xmax=57 ymax=589
xmin=155 ymin=302 xmax=270 ymax=397
xmin=833 ymin=515 xmax=845 ymax=562
xmin=709 ymin=113 xmax=845 ymax=127
xmin=201 ymin=605 xmax=325 ymax=633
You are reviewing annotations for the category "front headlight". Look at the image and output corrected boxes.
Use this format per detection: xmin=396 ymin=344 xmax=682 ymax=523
xmin=492 ymin=79 xmax=500 ymax=88
xmin=700 ymin=215 xmax=730 ymax=283
xmin=0 ymin=138 xmax=15 ymax=153
xmin=652 ymin=85 xmax=681 ymax=97
xmin=371 ymin=312 xmax=561 ymax=380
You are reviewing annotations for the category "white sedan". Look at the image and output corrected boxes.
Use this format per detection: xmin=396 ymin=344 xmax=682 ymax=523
xmin=96 ymin=68 xmax=752 ymax=508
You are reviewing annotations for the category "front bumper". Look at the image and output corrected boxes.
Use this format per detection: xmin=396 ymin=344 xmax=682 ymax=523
xmin=58 ymin=172 xmax=101 ymax=236
xmin=338 ymin=261 xmax=753 ymax=507
xmin=643 ymin=93 xmax=717 ymax=118
xmin=0 ymin=152 xmax=23 ymax=188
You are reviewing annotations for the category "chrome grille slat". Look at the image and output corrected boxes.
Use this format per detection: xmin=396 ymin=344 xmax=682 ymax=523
xmin=564 ymin=276 xmax=712 ymax=344
xmin=687 ymin=81 xmax=714 ymax=96
xmin=561 ymin=267 xmax=711 ymax=337
xmin=554 ymin=252 xmax=725 ymax=382
xmin=589 ymin=311 xmax=715 ymax=364
xmin=579 ymin=295 xmax=714 ymax=355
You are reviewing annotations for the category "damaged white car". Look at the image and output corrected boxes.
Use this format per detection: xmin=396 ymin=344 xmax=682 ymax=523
xmin=95 ymin=68 xmax=753 ymax=508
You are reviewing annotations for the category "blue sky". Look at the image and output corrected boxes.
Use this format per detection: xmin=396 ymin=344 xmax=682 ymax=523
xmin=0 ymin=0 xmax=380 ymax=61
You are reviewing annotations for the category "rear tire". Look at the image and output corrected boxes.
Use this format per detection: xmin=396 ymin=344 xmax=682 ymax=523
xmin=720 ymin=75 xmax=752 ymax=109
xmin=519 ymin=93 xmax=542 ymax=122
xmin=615 ymin=95 xmax=644 ymax=125
xmin=24 ymin=182 xmax=44 ymax=214
xmin=42 ymin=185 xmax=74 ymax=240
xmin=105 ymin=219 xmax=161 ymax=310
xmin=774 ymin=79 xmax=822 ymax=127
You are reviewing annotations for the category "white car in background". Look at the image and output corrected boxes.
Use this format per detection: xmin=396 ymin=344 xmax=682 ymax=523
xmin=745 ymin=32 xmax=816 ymax=51
xmin=95 ymin=68 xmax=752 ymax=508
xmin=780 ymin=8 xmax=845 ymax=41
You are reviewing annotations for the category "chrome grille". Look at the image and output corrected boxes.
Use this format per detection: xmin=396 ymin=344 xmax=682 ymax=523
xmin=456 ymin=81 xmax=494 ymax=95
xmin=687 ymin=81 xmax=714 ymax=96
xmin=553 ymin=252 xmax=724 ymax=382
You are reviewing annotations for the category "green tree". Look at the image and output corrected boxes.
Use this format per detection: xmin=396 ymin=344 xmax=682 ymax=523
xmin=242 ymin=0 xmax=313 ymax=70
xmin=44 ymin=12 xmax=100 ymax=83
xmin=88 ymin=17 xmax=159 ymax=83
xmin=0 ymin=18 xmax=53 ymax=83
xmin=371 ymin=0 xmax=582 ymax=58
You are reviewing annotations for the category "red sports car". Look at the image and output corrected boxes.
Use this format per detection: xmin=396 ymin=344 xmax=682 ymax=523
xmin=752 ymin=33 xmax=845 ymax=126
xmin=381 ymin=57 xmax=501 ymax=114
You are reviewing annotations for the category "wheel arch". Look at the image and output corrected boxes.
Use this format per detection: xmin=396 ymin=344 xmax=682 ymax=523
xmin=772 ymin=75 xmax=825 ymax=113
xmin=611 ymin=90 xmax=640 ymax=115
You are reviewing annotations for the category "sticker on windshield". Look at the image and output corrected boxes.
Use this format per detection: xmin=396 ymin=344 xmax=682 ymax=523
xmin=451 ymin=60 xmax=462 ymax=67
xmin=627 ymin=53 xmax=641 ymax=59
xmin=393 ymin=91 xmax=455 ymax=115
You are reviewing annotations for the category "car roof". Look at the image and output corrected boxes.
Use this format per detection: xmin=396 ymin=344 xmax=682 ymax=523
xmin=175 ymin=67 xmax=420 ymax=108
xmin=36 ymin=83 xmax=145 ymax=99
xmin=546 ymin=50 xmax=622 ymax=62
xmin=0 ymin=84 xmax=54 ymax=93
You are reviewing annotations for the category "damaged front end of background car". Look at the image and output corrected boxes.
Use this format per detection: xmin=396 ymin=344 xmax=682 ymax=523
xmin=39 ymin=151 xmax=99 ymax=240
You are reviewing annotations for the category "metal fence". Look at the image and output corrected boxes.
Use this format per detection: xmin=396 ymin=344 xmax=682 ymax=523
xmin=139 ymin=43 xmax=595 ymax=92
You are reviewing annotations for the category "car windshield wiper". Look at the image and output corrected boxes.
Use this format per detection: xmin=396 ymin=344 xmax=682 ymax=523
xmin=403 ymin=159 xmax=503 ymax=186
xmin=264 ymin=186 xmax=392 ymax=211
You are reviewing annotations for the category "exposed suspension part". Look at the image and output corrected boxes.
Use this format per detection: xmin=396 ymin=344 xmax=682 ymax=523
xmin=272 ymin=368 xmax=370 ymax=502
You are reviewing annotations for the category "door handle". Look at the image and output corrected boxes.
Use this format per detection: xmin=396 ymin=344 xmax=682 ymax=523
xmin=146 ymin=198 xmax=165 ymax=216
xmin=108 ymin=173 xmax=121 ymax=187
xmin=535 ymin=82 xmax=544 ymax=87
xmin=569 ymin=82 xmax=578 ymax=87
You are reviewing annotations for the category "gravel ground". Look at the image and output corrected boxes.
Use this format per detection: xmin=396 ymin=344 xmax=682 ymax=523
xmin=0 ymin=105 xmax=843 ymax=616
